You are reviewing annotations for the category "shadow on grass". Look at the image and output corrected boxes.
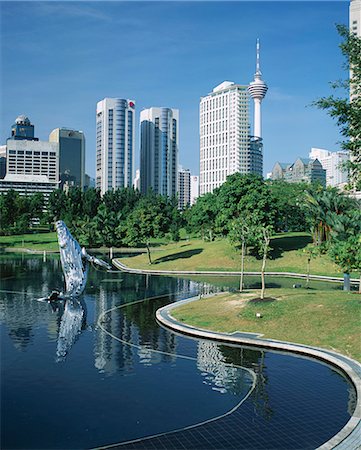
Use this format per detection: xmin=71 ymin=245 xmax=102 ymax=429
xmin=154 ymin=248 xmax=203 ymax=264
xmin=269 ymin=235 xmax=312 ymax=259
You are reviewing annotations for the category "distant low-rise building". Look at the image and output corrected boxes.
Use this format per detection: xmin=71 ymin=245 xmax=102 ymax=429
xmin=271 ymin=157 xmax=326 ymax=186
xmin=0 ymin=174 xmax=57 ymax=201
xmin=309 ymin=148 xmax=349 ymax=187
xmin=270 ymin=162 xmax=291 ymax=180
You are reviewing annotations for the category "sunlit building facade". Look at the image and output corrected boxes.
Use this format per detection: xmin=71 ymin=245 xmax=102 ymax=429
xmin=96 ymin=98 xmax=135 ymax=195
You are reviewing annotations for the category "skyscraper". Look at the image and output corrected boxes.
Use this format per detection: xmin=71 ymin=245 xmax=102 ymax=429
xmin=140 ymin=107 xmax=179 ymax=197
xmin=96 ymin=98 xmax=135 ymax=195
xmin=199 ymin=81 xmax=250 ymax=195
xmin=49 ymin=128 xmax=85 ymax=190
xmin=178 ymin=167 xmax=191 ymax=209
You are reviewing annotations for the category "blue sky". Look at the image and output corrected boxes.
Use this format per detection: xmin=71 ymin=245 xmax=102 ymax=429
xmin=0 ymin=1 xmax=349 ymax=178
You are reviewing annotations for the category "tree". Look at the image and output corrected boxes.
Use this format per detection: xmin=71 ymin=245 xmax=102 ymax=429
xmin=47 ymin=189 xmax=67 ymax=224
xmin=329 ymin=235 xmax=361 ymax=293
xmin=313 ymin=25 xmax=361 ymax=190
xmin=328 ymin=208 xmax=361 ymax=292
xmin=300 ymin=244 xmax=320 ymax=288
xmin=187 ymin=193 xmax=218 ymax=241
xmin=215 ymin=174 xmax=276 ymax=234
xmin=83 ymin=188 xmax=101 ymax=218
xmin=229 ymin=218 xmax=255 ymax=292
xmin=124 ymin=195 xmax=172 ymax=264
xmin=269 ymin=181 xmax=309 ymax=232
xmin=258 ymin=226 xmax=272 ymax=300
xmin=304 ymin=188 xmax=357 ymax=246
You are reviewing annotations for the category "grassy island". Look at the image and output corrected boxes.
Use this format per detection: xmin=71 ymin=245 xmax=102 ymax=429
xmin=171 ymin=289 xmax=361 ymax=362
xmin=120 ymin=233 xmax=344 ymax=278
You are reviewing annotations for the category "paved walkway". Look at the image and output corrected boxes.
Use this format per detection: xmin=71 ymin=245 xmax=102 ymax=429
xmin=113 ymin=259 xmax=359 ymax=284
xmin=156 ymin=293 xmax=361 ymax=450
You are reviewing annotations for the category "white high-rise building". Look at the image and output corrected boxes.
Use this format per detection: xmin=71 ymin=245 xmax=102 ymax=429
xmin=96 ymin=98 xmax=135 ymax=195
xmin=309 ymin=148 xmax=349 ymax=187
xmin=190 ymin=175 xmax=199 ymax=205
xmin=199 ymin=81 xmax=251 ymax=195
xmin=178 ymin=167 xmax=191 ymax=209
xmin=140 ymin=107 xmax=179 ymax=197
xmin=350 ymin=0 xmax=361 ymax=36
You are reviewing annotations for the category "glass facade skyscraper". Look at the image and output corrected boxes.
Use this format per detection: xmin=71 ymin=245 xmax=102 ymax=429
xmin=96 ymin=98 xmax=135 ymax=195
xmin=140 ymin=107 xmax=179 ymax=197
xmin=49 ymin=128 xmax=85 ymax=190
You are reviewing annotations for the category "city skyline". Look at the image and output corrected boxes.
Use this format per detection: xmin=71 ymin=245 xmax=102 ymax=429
xmin=1 ymin=1 xmax=348 ymax=178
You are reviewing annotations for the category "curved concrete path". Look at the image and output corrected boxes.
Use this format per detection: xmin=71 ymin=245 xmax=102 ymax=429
xmin=156 ymin=293 xmax=361 ymax=450
xmin=113 ymin=259 xmax=359 ymax=285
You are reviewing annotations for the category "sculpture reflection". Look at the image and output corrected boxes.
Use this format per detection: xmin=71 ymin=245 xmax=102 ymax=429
xmin=55 ymin=298 xmax=87 ymax=362
xmin=49 ymin=221 xmax=110 ymax=360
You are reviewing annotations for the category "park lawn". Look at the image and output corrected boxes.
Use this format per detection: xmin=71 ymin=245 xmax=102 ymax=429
xmin=120 ymin=233 xmax=344 ymax=278
xmin=171 ymin=289 xmax=361 ymax=361
xmin=0 ymin=232 xmax=59 ymax=252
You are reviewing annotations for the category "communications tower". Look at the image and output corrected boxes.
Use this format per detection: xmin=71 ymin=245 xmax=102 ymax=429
xmin=248 ymin=39 xmax=268 ymax=138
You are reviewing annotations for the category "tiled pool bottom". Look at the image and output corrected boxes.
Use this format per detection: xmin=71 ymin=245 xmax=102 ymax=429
xmin=104 ymin=349 xmax=355 ymax=450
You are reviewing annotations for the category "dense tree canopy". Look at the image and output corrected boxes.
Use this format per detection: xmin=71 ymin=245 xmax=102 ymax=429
xmin=313 ymin=25 xmax=361 ymax=190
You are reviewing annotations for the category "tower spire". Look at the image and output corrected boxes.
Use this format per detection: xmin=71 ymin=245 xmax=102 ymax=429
xmin=256 ymin=38 xmax=261 ymax=76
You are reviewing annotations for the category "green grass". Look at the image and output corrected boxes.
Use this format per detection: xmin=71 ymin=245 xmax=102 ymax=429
xmin=119 ymin=233 xmax=344 ymax=277
xmin=0 ymin=232 xmax=59 ymax=252
xmin=171 ymin=289 xmax=361 ymax=361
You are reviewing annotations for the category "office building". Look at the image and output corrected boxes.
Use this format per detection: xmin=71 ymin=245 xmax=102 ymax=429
xmin=0 ymin=145 xmax=6 ymax=179
xmin=271 ymin=157 xmax=326 ymax=186
xmin=200 ymin=81 xmax=251 ymax=195
xmin=6 ymin=116 xmax=59 ymax=184
xmin=6 ymin=140 xmax=59 ymax=183
xmin=49 ymin=128 xmax=85 ymax=189
xmin=309 ymin=148 xmax=349 ymax=187
xmin=84 ymin=174 xmax=95 ymax=190
xmin=140 ymin=107 xmax=179 ymax=197
xmin=0 ymin=174 xmax=57 ymax=201
xmin=178 ymin=167 xmax=191 ymax=209
xmin=96 ymin=98 xmax=135 ymax=195
xmin=190 ymin=175 xmax=199 ymax=205
xmin=10 ymin=115 xmax=38 ymax=141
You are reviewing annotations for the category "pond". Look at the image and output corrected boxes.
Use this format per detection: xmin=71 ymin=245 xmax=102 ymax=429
xmin=0 ymin=254 xmax=356 ymax=449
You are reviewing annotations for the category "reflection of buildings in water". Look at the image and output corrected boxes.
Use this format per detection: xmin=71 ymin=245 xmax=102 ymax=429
xmin=56 ymin=299 xmax=86 ymax=362
xmin=94 ymin=285 xmax=178 ymax=374
xmin=94 ymin=288 xmax=134 ymax=375
xmin=0 ymin=288 xmax=59 ymax=350
xmin=197 ymin=341 xmax=251 ymax=395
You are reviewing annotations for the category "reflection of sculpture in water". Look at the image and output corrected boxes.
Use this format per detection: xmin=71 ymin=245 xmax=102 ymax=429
xmin=42 ymin=221 xmax=111 ymax=361
xmin=49 ymin=220 xmax=111 ymax=300
xmin=56 ymin=298 xmax=87 ymax=362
